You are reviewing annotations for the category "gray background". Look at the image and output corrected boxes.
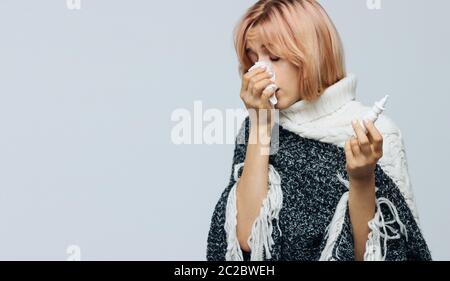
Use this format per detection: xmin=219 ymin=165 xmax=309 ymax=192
xmin=0 ymin=0 xmax=448 ymax=260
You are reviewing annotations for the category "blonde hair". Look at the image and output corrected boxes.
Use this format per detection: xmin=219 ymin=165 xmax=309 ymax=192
xmin=233 ymin=0 xmax=346 ymax=101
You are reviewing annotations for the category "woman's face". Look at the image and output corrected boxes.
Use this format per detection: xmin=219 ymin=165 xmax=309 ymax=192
xmin=246 ymin=39 xmax=303 ymax=109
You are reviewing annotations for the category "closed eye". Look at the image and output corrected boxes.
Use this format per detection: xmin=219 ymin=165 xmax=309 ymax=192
xmin=246 ymin=48 xmax=280 ymax=63
xmin=270 ymin=57 xmax=280 ymax=62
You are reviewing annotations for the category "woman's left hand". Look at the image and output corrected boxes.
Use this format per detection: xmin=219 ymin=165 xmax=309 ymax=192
xmin=344 ymin=120 xmax=384 ymax=181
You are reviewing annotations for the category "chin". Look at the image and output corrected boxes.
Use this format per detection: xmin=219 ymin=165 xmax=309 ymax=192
xmin=273 ymin=93 xmax=290 ymax=110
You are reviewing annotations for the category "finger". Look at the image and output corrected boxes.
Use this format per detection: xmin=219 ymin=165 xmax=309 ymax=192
xmin=351 ymin=120 xmax=371 ymax=154
xmin=249 ymin=65 xmax=267 ymax=76
xmin=248 ymin=69 xmax=272 ymax=94
xmin=242 ymin=66 xmax=266 ymax=91
xmin=253 ymin=79 xmax=274 ymax=97
xmin=242 ymin=73 xmax=250 ymax=92
xmin=256 ymin=70 xmax=273 ymax=80
xmin=344 ymin=138 xmax=354 ymax=161
xmin=250 ymin=73 xmax=272 ymax=91
xmin=350 ymin=136 xmax=361 ymax=156
xmin=248 ymin=71 xmax=271 ymax=94
xmin=364 ymin=120 xmax=383 ymax=154
xmin=365 ymin=122 xmax=375 ymax=144
xmin=261 ymin=85 xmax=276 ymax=106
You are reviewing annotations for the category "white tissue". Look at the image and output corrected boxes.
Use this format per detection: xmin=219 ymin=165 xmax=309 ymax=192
xmin=248 ymin=61 xmax=278 ymax=105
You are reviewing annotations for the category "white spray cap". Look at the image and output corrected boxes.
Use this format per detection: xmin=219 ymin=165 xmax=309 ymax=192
xmin=360 ymin=94 xmax=390 ymax=134
xmin=375 ymin=94 xmax=389 ymax=111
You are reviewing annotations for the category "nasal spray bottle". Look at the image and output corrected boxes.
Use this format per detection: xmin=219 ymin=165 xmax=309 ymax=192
xmin=248 ymin=60 xmax=278 ymax=106
xmin=360 ymin=95 xmax=390 ymax=133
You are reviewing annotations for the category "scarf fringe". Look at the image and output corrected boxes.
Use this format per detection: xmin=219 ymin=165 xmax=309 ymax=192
xmin=364 ymin=197 xmax=408 ymax=261
xmin=224 ymin=163 xmax=283 ymax=261
xmin=319 ymin=174 xmax=350 ymax=261
xmin=320 ymin=173 xmax=407 ymax=261
xmin=224 ymin=163 xmax=244 ymax=261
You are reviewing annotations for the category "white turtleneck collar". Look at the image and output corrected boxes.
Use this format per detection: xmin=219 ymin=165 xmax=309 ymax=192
xmin=279 ymin=73 xmax=357 ymax=125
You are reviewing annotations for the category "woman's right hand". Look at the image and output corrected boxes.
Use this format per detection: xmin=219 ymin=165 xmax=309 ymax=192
xmin=240 ymin=66 xmax=277 ymax=130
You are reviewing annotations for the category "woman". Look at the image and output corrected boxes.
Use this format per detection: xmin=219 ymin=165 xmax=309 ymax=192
xmin=206 ymin=0 xmax=431 ymax=261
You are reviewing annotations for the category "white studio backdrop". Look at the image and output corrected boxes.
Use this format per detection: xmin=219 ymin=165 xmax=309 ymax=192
xmin=0 ymin=0 xmax=448 ymax=260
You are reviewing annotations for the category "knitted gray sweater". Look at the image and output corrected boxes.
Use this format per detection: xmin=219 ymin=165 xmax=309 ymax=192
xmin=206 ymin=115 xmax=432 ymax=261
